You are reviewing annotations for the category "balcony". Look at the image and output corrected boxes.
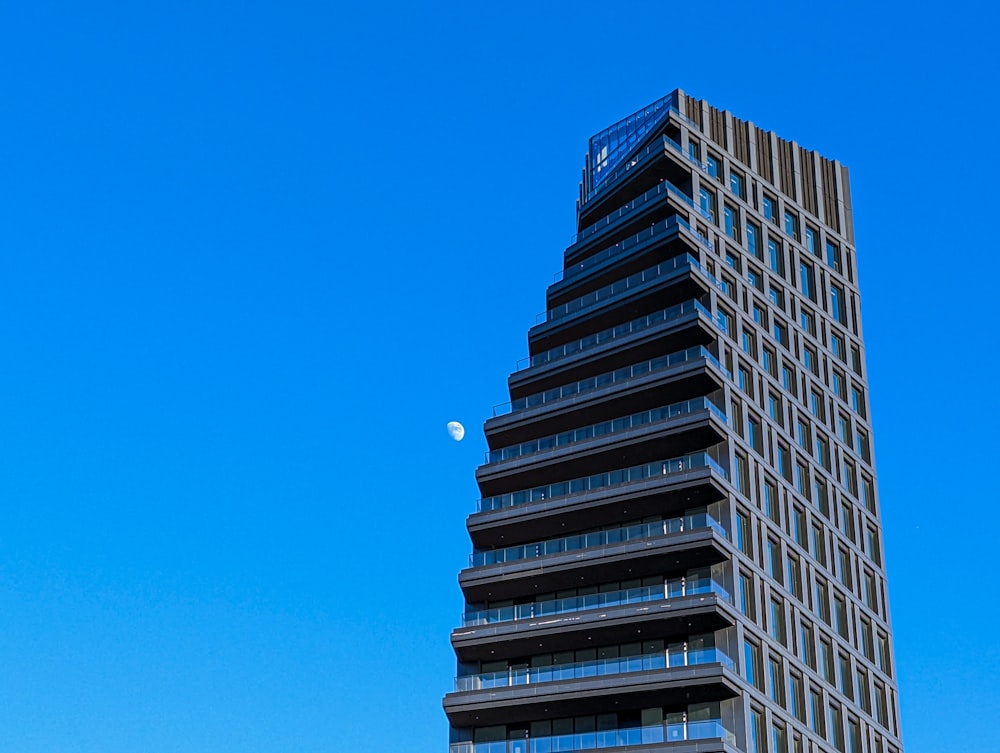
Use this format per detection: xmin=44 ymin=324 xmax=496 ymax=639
xmin=536 ymin=254 xmax=712 ymax=327
xmin=462 ymin=576 xmax=728 ymax=628
xmin=517 ymin=301 xmax=710 ymax=373
xmin=477 ymin=452 xmax=727 ymax=514
xmin=454 ymin=646 xmax=733 ymax=692
xmin=493 ymin=346 xmax=725 ymax=418
xmin=449 ymin=719 xmax=736 ymax=753
xmin=485 ymin=398 xmax=725 ymax=466
xmin=469 ymin=512 xmax=725 ymax=568
xmin=568 ymin=180 xmax=711 ymax=257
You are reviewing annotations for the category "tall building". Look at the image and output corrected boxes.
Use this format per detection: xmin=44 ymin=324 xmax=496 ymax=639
xmin=443 ymin=90 xmax=904 ymax=753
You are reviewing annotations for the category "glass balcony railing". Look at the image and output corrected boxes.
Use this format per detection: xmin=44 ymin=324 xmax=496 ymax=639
xmin=517 ymin=300 xmax=710 ymax=371
xmin=450 ymin=720 xmax=735 ymax=753
xmin=469 ymin=511 xmax=725 ymax=567
xmin=454 ymin=647 xmax=733 ymax=692
xmin=570 ymin=180 xmax=711 ymax=248
xmin=477 ymin=452 xmax=727 ymax=513
xmin=486 ymin=397 xmax=726 ymax=465
xmin=493 ymin=345 xmax=725 ymax=418
xmin=556 ymin=218 xmax=712 ymax=287
xmin=461 ymin=576 xmax=729 ymax=627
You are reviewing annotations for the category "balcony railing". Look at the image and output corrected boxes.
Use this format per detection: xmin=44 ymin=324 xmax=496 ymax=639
xmin=570 ymin=180 xmax=711 ymax=248
xmin=477 ymin=452 xmax=727 ymax=513
xmin=461 ymin=576 xmax=729 ymax=627
xmin=485 ymin=397 xmax=725 ymax=465
xmin=493 ymin=345 xmax=725 ymax=417
xmin=517 ymin=300 xmax=710 ymax=371
xmin=469 ymin=511 xmax=725 ymax=567
xmin=449 ymin=719 xmax=735 ymax=753
xmin=454 ymin=646 xmax=733 ymax=692
xmin=557 ymin=217 xmax=712 ymax=287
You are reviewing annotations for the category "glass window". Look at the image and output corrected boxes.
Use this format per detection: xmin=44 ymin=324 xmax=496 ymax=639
xmin=724 ymin=205 xmax=738 ymax=239
xmin=805 ymin=226 xmax=818 ymax=255
xmin=770 ymin=597 xmax=787 ymax=644
xmin=699 ymin=187 xmax=717 ymax=222
xmin=730 ymin=170 xmax=745 ymax=198
xmin=826 ymin=240 xmax=842 ymax=272
xmin=735 ymin=450 xmax=750 ymax=492
xmin=787 ymin=554 xmax=802 ymax=598
xmin=762 ymin=194 xmax=777 ymax=222
xmin=784 ymin=210 xmax=799 ymax=240
xmin=688 ymin=138 xmax=700 ymax=162
xmin=753 ymin=303 xmax=766 ymax=325
xmin=747 ymin=221 xmax=761 ymax=259
xmin=829 ymin=703 xmax=845 ymax=751
xmin=763 ymin=347 xmax=777 ymax=377
xmin=769 ymin=658 xmax=785 ymax=705
xmin=768 ymin=392 xmax=781 ymax=423
xmin=831 ymin=284 xmax=846 ymax=324
xmin=769 ymin=238 xmax=785 ymax=276
xmin=798 ymin=621 xmax=815 ymax=669
xmin=749 ymin=707 xmax=765 ymax=753
xmin=789 ymin=672 xmax=805 ymax=721
xmin=769 ymin=285 xmax=785 ymax=309
xmin=739 ymin=571 xmax=756 ymax=618
xmin=774 ymin=321 xmax=788 ymax=347
xmin=736 ymin=510 xmax=750 ymax=553
xmin=801 ymin=309 xmax=816 ymax=335
xmin=748 ymin=268 xmax=763 ymax=291
xmin=748 ymin=416 xmax=763 ymax=453
xmin=706 ymin=153 xmax=720 ymax=178
xmin=799 ymin=262 xmax=815 ymax=301
xmin=745 ymin=639 xmax=764 ymax=691
xmin=809 ymin=690 xmax=825 ymax=735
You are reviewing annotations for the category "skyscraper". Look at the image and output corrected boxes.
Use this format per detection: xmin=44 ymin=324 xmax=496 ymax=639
xmin=443 ymin=90 xmax=904 ymax=753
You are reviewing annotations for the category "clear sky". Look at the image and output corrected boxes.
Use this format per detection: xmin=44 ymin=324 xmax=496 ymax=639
xmin=0 ymin=2 xmax=996 ymax=752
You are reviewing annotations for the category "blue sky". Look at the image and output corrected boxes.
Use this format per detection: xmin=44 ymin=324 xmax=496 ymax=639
xmin=0 ymin=1 xmax=997 ymax=751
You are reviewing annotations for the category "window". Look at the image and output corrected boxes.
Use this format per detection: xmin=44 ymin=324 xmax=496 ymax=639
xmin=839 ymin=501 xmax=855 ymax=541
xmin=770 ymin=597 xmax=787 ymax=644
xmin=865 ymin=525 xmax=881 ymax=564
xmin=799 ymin=262 xmax=816 ymax=301
xmin=777 ymin=443 xmax=792 ymax=481
xmin=856 ymin=429 xmax=871 ymax=462
xmin=767 ymin=537 xmax=782 ymax=580
xmin=769 ymin=658 xmax=785 ymax=705
xmin=834 ymin=594 xmax=849 ymax=639
xmin=784 ymin=210 xmax=799 ymax=240
xmin=739 ymin=571 xmax=756 ymax=618
xmin=819 ymin=637 xmax=834 ymax=682
xmin=851 ymin=345 xmax=863 ymax=376
xmin=688 ymin=137 xmax=700 ymax=162
xmin=791 ymin=506 xmax=806 ymax=546
xmin=796 ymin=419 xmax=811 ymax=452
xmin=724 ymin=205 xmax=739 ymax=239
xmin=842 ymin=461 xmax=858 ymax=496
xmin=815 ymin=577 xmax=830 ymax=623
xmin=762 ymin=194 xmax=777 ymax=222
xmin=836 ymin=546 xmax=852 ymax=589
xmin=837 ymin=413 xmax=850 ymax=442
xmin=699 ymin=186 xmax=717 ymax=222
xmin=861 ymin=476 xmax=876 ymax=513
xmin=805 ymin=226 xmax=818 ymax=255
xmin=748 ymin=267 xmax=763 ymax=291
xmin=706 ymin=153 xmax=720 ymax=178
xmin=831 ymin=284 xmax=847 ymax=324
xmin=753 ymin=302 xmax=766 ymax=325
xmin=748 ymin=416 xmax=763 ymax=454
xmin=810 ymin=390 xmax=825 ymax=420
xmin=782 ymin=365 xmax=797 ymax=397
xmin=763 ymin=347 xmax=777 ymax=377
xmin=800 ymin=309 xmax=816 ymax=335
xmin=831 ymin=331 xmax=844 ymax=361
xmin=848 ymin=718 xmax=862 ymax=753
xmin=749 ymin=707 xmax=766 ymax=753
xmin=768 ymin=238 xmax=785 ymax=276
xmin=738 ymin=365 xmax=750 ymax=393
xmin=851 ymin=386 xmax=866 ymax=417
xmin=832 ymin=369 xmax=846 ymax=399
xmin=736 ymin=510 xmax=750 ymax=553
xmin=735 ymin=451 xmax=750 ymax=493
xmin=816 ymin=436 xmax=830 ymax=469
xmin=811 ymin=524 xmax=827 ymax=566
xmin=725 ymin=251 xmax=740 ymax=270
xmin=774 ymin=320 xmax=789 ymax=347
xmin=730 ymin=169 xmax=745 ymax=198
xmin=827 ymin=240 xmax=842 ymax=272
xmin=798 ymin=621 xmax=815 ymax=669
xmin=803 ymin=345 xmax=818 ymax=375
xmin=838 ymin=653 xmax=854 ymax=700
xmin=772 ymin=725 xmax=787 ymax=753
xmin=789 ymin=672 xmax=806 ymax=721
xmin=717 ymin=307 xmax=733 ymax=336
xmin=744 ymin=639 xmax=764 ymax=691
xmin=742 ymin=329 xmax=757 ymax=357
xmin=763 ymin=479 xmax=779 ymax=522
xmin=768 ymin=392 xmax=782 ymax=424
xmin=747 ymin=221 xmax=761 ymax=259
xmin=795 ymin=463 xmax=809 ymax=496
xmin=769 ymin=285 xmax=785 ymax=310
xmin=829 ymin=703 xmax=845 ymax=751
xmin=809 ymin=690 xmax=825 ymax=735
xmin=859 ymin=617 xmax=874 ymax=661
xmin=787 ymin=553 xmax=802 ymax=599
xmin=857 ymin=667 xmax=872 ymax=713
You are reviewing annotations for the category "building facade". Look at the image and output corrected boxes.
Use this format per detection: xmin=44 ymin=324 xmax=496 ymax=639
xmin=443 ymin=90 xmax=904 ymax=753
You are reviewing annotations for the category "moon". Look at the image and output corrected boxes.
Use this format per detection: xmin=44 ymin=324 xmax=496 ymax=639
xmin=446 ymin=421 xmax=465 ymax=442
